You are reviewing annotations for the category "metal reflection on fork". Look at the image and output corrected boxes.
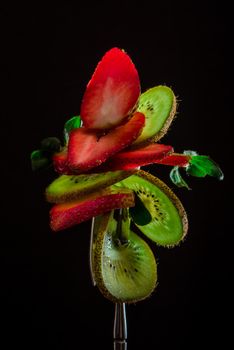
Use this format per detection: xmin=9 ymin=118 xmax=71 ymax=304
xmin=113 ymin=302 xmax=127 ymax=350
xmin=89 ymin=217 xmax=97 ymax=287
xmin=89 ymin=212 xmax=128 ymax=350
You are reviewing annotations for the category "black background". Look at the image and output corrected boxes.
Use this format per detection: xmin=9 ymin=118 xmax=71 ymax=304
xmin=1 ymin=2 xmax=232 ymax=349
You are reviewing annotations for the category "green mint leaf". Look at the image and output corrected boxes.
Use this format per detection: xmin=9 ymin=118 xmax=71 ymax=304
xmin=40 ymin=137 xmax=61 ymax=154
xmin=64 ymin=116 xmax=81 ymax=144
xmin=31 ymin=150 xmax=50 ymax=171
xmin=186 ymin=155 xmax=224 ymax=180
xmin=183 ymin=150 xmax=198 ymax=156
xmin=170 ymin=166 xmax=191 ymax=189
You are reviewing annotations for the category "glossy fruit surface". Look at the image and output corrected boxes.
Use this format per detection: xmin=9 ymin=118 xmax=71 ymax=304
xmin=81 ymin=48 xmax=140 ymax=129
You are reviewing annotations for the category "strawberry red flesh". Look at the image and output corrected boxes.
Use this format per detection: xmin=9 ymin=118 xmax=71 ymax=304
xmin=53 ymin=149 xmax=71 ymax=174
xmin=67 ymin=112 xmax=145 ymax=172
xmin=81 ymin=47 xmax=140 ymax=130
xmin=99 ymin=143 xmax=174 ymax=170
xmin=50 ymin=188 xmax=135 ymax=231
xmin=156 ymin=153 xmax=191 ymax=167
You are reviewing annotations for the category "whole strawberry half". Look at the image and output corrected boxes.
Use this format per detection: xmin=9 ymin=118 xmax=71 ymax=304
xmin=67 ymin=112 xmax=145 ymax=172
xmin=80 ymin=47 xmax=140 ymax=130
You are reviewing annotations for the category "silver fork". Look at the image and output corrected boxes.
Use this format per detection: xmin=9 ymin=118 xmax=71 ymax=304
xmin=89 ymin=214 xmax=128 ymax=350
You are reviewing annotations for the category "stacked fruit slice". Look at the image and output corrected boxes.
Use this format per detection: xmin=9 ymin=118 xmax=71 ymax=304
xmin=92 ymin=211 xmax=157 ymax=303
xmin=41 ymin=48 xmax=192 ymax=303
xmin=46 ymin=168 xmax=188 ymax=302
xmin=31 ymin=47 xmax=223 ymax=304
xmin=51 ymin=48 xmax=178 ymax=175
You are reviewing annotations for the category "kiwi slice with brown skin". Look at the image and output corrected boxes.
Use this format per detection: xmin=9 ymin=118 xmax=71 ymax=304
xmin=45 ymin=170 xmax=135 ymax=203
xmin=93 ymin=211 xmax=157 ymax=303
xmin=114 ymin=170 xmax=188 ymax=247
xmin=133 ymin=85 xmax=176 ymax=146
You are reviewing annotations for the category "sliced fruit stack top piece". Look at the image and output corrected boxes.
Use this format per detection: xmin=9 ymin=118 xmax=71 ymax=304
xmin=81 ymin=47 xmax=140 ymax=130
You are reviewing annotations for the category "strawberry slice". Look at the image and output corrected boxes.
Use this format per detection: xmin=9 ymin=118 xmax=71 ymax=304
xmin=156 ymin=153 xmax=191 ymax=167
xmin=52 ymin=149 xmax=71 ymax=174
xmin=67 ymin=112 xmax=145 ymax=172
xmin=50 ymin=187 xmax=135 ymax=231
xmin=81 ymin=47 xmax=140 ymax=130
xmin=97 ymin=143 xmax=174 ymax=170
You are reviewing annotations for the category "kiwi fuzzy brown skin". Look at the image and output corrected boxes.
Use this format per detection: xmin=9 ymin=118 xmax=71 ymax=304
xmin=93 ymin=212 xmax=157 ymax=303
xmin=93 ymin=213 xmax=115 ymax=302
xmin=136 ymin=170 xmax=188 ymax=247
xmin=45 ymin=170 xmax=136 ymax=203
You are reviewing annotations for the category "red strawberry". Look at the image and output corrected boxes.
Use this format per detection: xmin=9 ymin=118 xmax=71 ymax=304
xmin=50 ymin=187 xmax=135 ymax=231
xmin=97 ymin=143 xmax=174 ymax=170
xmin=67 ymin=112 xmax=145 ymax=172
xmin=52 ymin=149 xmax=71 ymax=174
xmin=81 ymin=47 xmax=140 ymax=130
xmin=156 ymin=153 xmax=191 ymax=167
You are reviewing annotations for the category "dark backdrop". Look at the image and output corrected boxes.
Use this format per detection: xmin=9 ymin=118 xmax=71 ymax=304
xmin=1 ymin=2 xmax=232 ymax=349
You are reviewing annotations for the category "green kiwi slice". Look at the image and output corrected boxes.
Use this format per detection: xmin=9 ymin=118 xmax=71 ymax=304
xmin=133 ymin=85 xmax=176 ymax=145
xmin=45 ymin=170 xmax=135 ymax=203
xmin=129 ymin=195 xmax=152 ymax=226
xmin=93 ymin=211 xmax=157 ymax=303
xmin=114 ymin=170 xmax=188 ymax=247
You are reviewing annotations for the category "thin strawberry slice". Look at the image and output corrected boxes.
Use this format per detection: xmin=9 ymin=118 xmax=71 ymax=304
xmin=97 ymin=143 xmax=174 ymax=170
xmin=67 ymin=112 xmax=145 ymax=172
xmin=156 ymin=153 xmax=191 ymax=167
xmin=53 ymin=149 xmax=71 ymax=174
xmin=81 ymin=47 xmax=140 ymax=130
xmin=50 ymin=187 xmax=135 ymax=231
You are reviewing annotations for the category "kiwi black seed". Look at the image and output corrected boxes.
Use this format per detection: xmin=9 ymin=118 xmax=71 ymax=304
xmin=114 ymin=170 xmax=188 ymax=247
xmin=133 ymin=85 xmax=176 ymax=146
xmin=93 ymin=211 xmax=157 ymax=303
xmin=45 ymin=170 xmax=135 ymax=203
